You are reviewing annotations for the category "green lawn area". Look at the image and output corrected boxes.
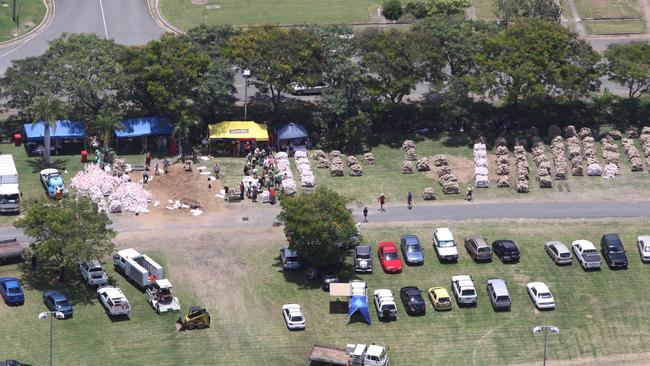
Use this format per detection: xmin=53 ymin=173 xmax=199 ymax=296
xmin=471 ymin=0 xmax=496 ymax=20
xmin=583 ymin=19 xmax=646 ymax=33
xmin=0 ymin=0 xmax=46 ymax=42
xmin=574 ymin=0 xmax=641 ymax=19
xmin=3 ymin=219 xmax=650 ymax=364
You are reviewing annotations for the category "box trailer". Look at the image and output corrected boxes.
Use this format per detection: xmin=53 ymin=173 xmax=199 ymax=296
xmin=113 ymin=248 xmax=164 ymax=288
xmin=0 ymin=155 xmax=20 ymax=213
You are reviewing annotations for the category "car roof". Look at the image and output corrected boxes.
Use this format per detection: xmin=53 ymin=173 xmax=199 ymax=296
xmin=495 ymin=239 xmax=517 ymax=247
xmin=99 ymin=286 xmax=126 ymax=298
xmin=366 ymin=345 xmax=385 ymax=357
xmin=281 ymin=246 xmax=299 ymax=256
xmin=40 ymin=168 xmax=60 ymax=175
xmin=379 ymin=241 xmax=397 ymax=250
xmin=401 ymin=235 xmax=420 ymax=243
xmin=486 ymin=279 xmax=508 ymax=294
xmin=467 ymin=237 xmax=489 ymax=247
xmin=83 ymin=259 xmax=103 ymax=268
xmin=356 ymin=245 xmax=371 ymax=253
xmin=0 ymin=277 xmax=20 ymax=287
xmin=602 ymin=233 xmax=620 ymax=241
xmin=434 ymin=228 xmax=453 ymax=240
xmin=155 ymin=279 xmax=173 ymax=288
xmin=44 ymin=290 xmax=66 ymax=301
xmin=528 ymin=282 xmax=549 ymax=292
xmin=573 ymin=239 xmax=596 ymax=249
xmin=401 ymin=286 xmax=419 ymax=294
xmin=431 ymin=287 xmax=449 ymax=296
xmin=638 ymin=236 xmax=650 ymax=242
xmin=546 ymin=241 xmax=569 ymax=252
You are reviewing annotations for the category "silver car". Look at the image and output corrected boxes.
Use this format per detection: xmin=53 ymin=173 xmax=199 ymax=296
xmin=544 ymin=241 xmax=572 ymax=265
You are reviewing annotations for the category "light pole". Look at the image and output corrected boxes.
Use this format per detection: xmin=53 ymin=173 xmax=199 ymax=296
xmin=533 ymin=325 xmax=559 ymax=366
xmin=39 ymin=311 xmax=65 ymax=366
xmin=243 ymin=69 xmax=251 ymax=121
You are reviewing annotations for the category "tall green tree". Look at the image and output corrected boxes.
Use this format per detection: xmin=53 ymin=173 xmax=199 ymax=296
xmin=277 ymin=187 xmax=357 ymax=268
xmin=471 ymin=20 xmax=600 ymax=104
xmin=27 ymin=95 xmax=63 ymax=167
xmin=426 ymin=0 xmax=470 ymax=15
xmin=228 ymin=26 xmax=325 ymax=117
xmin=94 ymin=109 xmax=123 ymax=152
xmin=604 ymin=43 xmax=650 ymax=100
xmin=0 ymin=56 xmax=51 ymax=122
xmin=494 ymin=0 xmax=561 ymax=26
xmin=16 ymin=197 xmax=116 ymax=281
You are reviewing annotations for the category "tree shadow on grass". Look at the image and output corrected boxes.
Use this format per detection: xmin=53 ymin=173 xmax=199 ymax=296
xmin=275 ymin=253 xmax=361 ymax=290
xmin=18 ymin=262 xmax=97 ymax=305
xmin=24 ymin=157 xmax=73 ymax=174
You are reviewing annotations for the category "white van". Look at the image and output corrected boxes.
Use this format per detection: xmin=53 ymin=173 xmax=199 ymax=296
xmin=0 ymin=155 xmax=20 ymax=214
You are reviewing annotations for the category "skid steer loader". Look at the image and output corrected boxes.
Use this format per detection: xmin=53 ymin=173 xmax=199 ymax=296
xmin=176 ymin=306 xmax=211 ymax=331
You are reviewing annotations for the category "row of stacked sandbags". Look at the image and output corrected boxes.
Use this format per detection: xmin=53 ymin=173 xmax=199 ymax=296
xmin=402 ymin=140 xmax=417 ymax=161
xmin=549 ymin=136 xmax=568 ymax=180
xmin=329 ymin=150 xmax=344 ymax=176
xmin=275 ymin=152 xmax=297 ymax=195
xmin=295 ymin=151 xmax=315 ymax=187
xmin=494 ymin=144 xmax=510 ymax=188
xmin=566 ymin=135 xmax=583 ymax=176
xmin=514 ymin=145 xmax=529 ymax=193
xmin=601 ymin=135 xmax=620 ymax=178
xmin=579 ymin=128 xmax=602 ymax=176
xmin=473 ymin=142 xmax=489 ymax=188
xmin=531 ymin=142 xmax=552 ymax=188
xmin=312 ymin=149 xmax=330 ymax=169
xmin=436 ymin=159 xmax=459 ymax=194
xmin=641 ymin=127 xmax=650 ymax=170
xmin=620 ymin=138 xmax=644 ymax=172
xmin=346 ymin=155 xmax=363 ymax=176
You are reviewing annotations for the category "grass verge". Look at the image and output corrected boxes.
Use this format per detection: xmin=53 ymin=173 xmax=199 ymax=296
xmin=0 ymin=0 xmax=46 ymax=42
xmin=574 ymin=0 xmax=641 ymax=19
xmin=583 ymin=19 xmax=646 ymax=34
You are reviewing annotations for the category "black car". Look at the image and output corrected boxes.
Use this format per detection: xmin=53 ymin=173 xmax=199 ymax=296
xmin=399 ymin=286 xmax=426 ymax=315
xmin=492 ymin=240 xmax=520 ymax=263
xmin=601 ymin=233 xmax=628 ymax=269
xmin=319 ymin=270 xmax=339 ymax=291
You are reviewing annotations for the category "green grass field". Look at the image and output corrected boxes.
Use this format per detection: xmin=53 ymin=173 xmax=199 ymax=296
xmin=2 ymin=219 xmax=650 ymax=364
xmin=471 ymin=0 xmax=496 ymax=20
xmin=0 ymin=0 xmax=46 ymax=42
xmin=583 ymin=19 xmax=646 ymax=33
xmin=574 ymin=0 xmax=641 ymax=19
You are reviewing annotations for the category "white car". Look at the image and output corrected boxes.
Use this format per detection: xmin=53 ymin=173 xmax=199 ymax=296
xmin=97 ymin=286 xmax=131 ymax=316
xmin=433 ymin=228 xmax=458 ymax=262
xmin=282 ymin=304 xmax=305 ymax=330
xmin=79 ymin=260 xmax=109 ymax=286
xmin=451 ymin=275 xmax=477 ymax=306
xmin=527 ymin=282 xmax=555 ymax=310
xmin=571 ymin=240 xmax=601 ymax=270
xmin=290 ymin=83 xmax=327 ymax=96
xmin=637 ymin=236 xmax=650 ymax=263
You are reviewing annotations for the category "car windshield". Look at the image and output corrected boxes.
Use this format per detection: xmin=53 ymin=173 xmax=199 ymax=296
xmin=438 ymin=240 xmax=455 ymax=248
xmin=478 ymin=247 xmax=490 ymax=253
xmin=384 ymin=252 xmax=399 ymax=260
xmin=384 ymin=304 xmax=396 ymax=310
xmin=8 ymin=287 xmax=20 ymax=294
xmin=91 ymin=272 xmax=105 ymax=278
xmin=539 ymin=293 xmax=552 ymax=299
xmin=560 ymin=252 xmax=571 ymax=258
xmin=88 ymin=267 xmax=102 ymax=272
xmin=461 ymin=289 xmax=475 ymax=296
xmin=357 ymin=254 xmax=371 ymax=259
xmin=439 ymin=297 xmax=450 ymax=303
xmin=407 ymin=244 xmax=421 ymax=252
xmin=56 ymin=300 xmax=70 ymax=307
xmin=286 ymin=256 xmax=299 ymax=263
xmin=290 ymin=316 xmax=303 ymax=322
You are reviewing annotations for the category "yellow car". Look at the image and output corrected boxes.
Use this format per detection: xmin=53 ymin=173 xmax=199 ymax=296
xmin=428 ymin=287 xmax=452 ymax=311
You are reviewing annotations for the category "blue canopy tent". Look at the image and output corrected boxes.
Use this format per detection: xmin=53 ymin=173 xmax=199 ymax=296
xmin=348 ymin=295 xmax=372 ymax=325
xmin=23 ymin=120 xmax=86 ymax=142
xmin=276 ymin=122 xmax=309 ymax=151
xmin=114 ymin=116 xmax=174 ymax=154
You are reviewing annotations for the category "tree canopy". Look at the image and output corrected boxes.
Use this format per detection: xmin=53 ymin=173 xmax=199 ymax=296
xmin=494 ymin=0 xmax=561 ymax=25
xmin=1 ymin=56 xmax=51 ymax=122
xmin=277 ymin=187 xmax=357 ymax=268
xmin=426 ymin=0 xmax=470 ymax=15
xmin=604 ymin=42 xmax=650 ymax=100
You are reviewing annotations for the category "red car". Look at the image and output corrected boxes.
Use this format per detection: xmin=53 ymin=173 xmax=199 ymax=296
xmin=378 ymin=241 xmax=403 ymax=273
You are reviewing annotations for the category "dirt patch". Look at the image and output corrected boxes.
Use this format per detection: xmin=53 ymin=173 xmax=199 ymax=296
xmin=424 ymin=155 xmax=474 ymax=184
xmin=146 ymin=164 xmax=221 ymax=215
xmin=513 ymin=271 xmax=531 ymax=284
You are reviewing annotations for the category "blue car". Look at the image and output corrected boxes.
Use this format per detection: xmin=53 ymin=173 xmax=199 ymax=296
xmin=43 ymin=290 xmax=73 ymax=318
xmin=400 ymin=235 xmax=424 ymax=265
xmin=0 ymin=277 xmax=25 ymax=306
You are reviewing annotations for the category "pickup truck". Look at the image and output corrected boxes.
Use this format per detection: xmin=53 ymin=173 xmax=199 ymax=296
xmin=146 ymin=279 xmax=181 ymax=313
xmin=0 ymin=235 xmax=25 ymax=264
xmin=308 ymin=344 xmax=389 ymax=366
xmin=354 ymin=245 xmax=373 ymax=273
xmin=571 ymin=240 xmax=602 ymax=270
xmin=39 ymin=169 xmax=68 ymax=199
xmin=373 ymin=289 xmax=397 ymax=320
xmin=97 ymin=286 xmax=131 ymax=316
xmin=451 ymin=275 xmax=477 ymax=306
xmin=79 ymin=260 xmax=109 ymax=286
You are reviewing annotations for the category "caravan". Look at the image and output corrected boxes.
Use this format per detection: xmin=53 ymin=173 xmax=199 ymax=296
xmin=0 ymin=155 xmax=20 ymax=213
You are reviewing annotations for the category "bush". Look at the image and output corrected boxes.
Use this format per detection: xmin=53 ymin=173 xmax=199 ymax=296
xmin=404 ymin=2 xmax=428 ymax=18
xmin=383 ymin=0 xmax=404 ymax=20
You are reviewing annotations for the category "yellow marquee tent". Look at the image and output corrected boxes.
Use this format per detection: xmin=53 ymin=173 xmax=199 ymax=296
xmin=208 ymin=121 xmax=269 ymax=141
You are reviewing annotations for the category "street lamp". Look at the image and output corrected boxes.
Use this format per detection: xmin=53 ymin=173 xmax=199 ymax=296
xmin=243 ymin=69 xmax=251 ymax=121
xmin=532 ymin=325 xmax=560 ymax=366
xmin=39 ymin=311 xmax=65 ymax=366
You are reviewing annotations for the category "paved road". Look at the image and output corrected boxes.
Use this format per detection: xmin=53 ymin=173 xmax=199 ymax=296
xmin=0 ymin=0 xmax=163 ymax=73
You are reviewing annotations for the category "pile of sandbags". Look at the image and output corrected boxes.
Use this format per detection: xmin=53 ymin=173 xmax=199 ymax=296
xmin=402 ymin=140 xmax=418 ymax=161
xmin=71 ymin=164 xmax=149 ymax=213
xmin=640 ymin=127 xmax=650 ymax=170
xmin=312 ymin=150 xmax=327 ymax=161
xmin=627 ymin=126 xmax=639 ymax=139
xmin=531 ymin=142 xmax=552 ymax=188
xmin=112 ymin=158 xmax=128 ymax=177
xmin=437 ymin=165 xmax=459 ymax=194
xmin=566 ymin=136 xmax=583 ymax=176
xmin=295 ymin=151 xmax=315 ymax=187
xmin=514 ymin=145 xmax=529 ymax=193
xmin=362 ymin=153 xmax=375 ymax=165
xmin=621 ymin=138 xmax=644 ymax=172
xmin=330 ymin=154 xmax=344 ymax=176
xmin=401 ymin=160 xmax=414 ymax=174
xmin=329 ymin=150 xmax=341 ymax=159
xmin=433 ymin=155 xmax=448 ymax=167
xmin=564 ymin=125 xmax=577 ymax=138
xmin=109 ymin=182 xmax=152 ymax=213
xmin=603 ymin=163 xmax=619 ymax=179
xmin=495 ymin=145 xmax=510 ymax=187
xmin=579 ymin=127 xmax=592 ymax=139
xmin=350 ymin=164 xmax=363 ymax=176
xmin=416 ymin=157 xmax=430 ymax=171
xmin=473 ymin=142 xmax=489 ymax=188
xmin=608 ymin=129 xmax=623 ymax=140
xmin=276 ymin=152 xmax=297 ymax=195
xmin=601 ymin=136 xmax=620 ymax=166
xmin=347 ymin=155 xmax=358 ymax=167
xmin=579 ymin=129 xmax=601 ymax=176
xmin=422 ymin=187 xmax=436 ymax=200
xmin=549 ymin=136 xmax=568 ymax=180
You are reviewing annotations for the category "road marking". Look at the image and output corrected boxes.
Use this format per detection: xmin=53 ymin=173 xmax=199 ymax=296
xmin=99 ymin=0 xmax=109 ymax=39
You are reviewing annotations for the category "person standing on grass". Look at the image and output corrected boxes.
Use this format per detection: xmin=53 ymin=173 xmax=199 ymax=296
xmin=239 ymin=181 xmax=245 ymax=200
xmin=214 ymin=161 xmax=221 ymax=179
xmin=363 ymin=207 xmax=368 ymax=222
xmin=378 ymin=194 xmax=386 ymax=212
xmin=407 ymin=191 xmax=413 ymax=209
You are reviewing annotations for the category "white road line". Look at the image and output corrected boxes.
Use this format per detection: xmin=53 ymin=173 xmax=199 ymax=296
xmin=99 ymin=0 xmax=109 ymax=39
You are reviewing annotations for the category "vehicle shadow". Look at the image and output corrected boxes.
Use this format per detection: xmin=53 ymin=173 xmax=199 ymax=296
xmin=18 ymin=262 xmax=97 ymax=305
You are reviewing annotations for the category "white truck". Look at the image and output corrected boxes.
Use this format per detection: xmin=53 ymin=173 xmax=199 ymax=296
xmin=433 ymin=228 xmax=458 ymax=262
xmin=97 ymin=286 xmax=131 ymax=316
xmin=146 ymin=279 xmax=181 ymax=313
xmin=79 ymin=260 xmax=109 ymax=286
xmin=451 ymin=275 xmax=477 ymax=306
xmin=309 ymin=343 xmax=389 ymax=366
xmin=113 ymin=248 xmax=164 ymax=288
xmin=373 ymin=289 xmax=397 ymax=320
xmin=572 ymin=240 xmax=602 ymax=270
xmin=0 ymin=155 xmax=21 ymax=214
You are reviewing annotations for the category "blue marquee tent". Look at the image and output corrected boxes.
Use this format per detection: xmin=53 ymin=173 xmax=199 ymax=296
xmin=115 ymin=116 xmax=174 ymax=138
xmin=23 ymin=120 xmax=86 ymax=142
xmin=348 ymin=295 xmax=372 ymax=325
xmin=277 ymin=122 xmax=308 ymax=141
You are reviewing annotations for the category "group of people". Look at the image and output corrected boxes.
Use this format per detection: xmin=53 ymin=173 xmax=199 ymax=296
xmin=224 ymin=145 xmax=280 ymax=204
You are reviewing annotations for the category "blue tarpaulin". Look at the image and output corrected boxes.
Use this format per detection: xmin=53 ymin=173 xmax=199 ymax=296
xmin=277 ymin=122 xmax=308 ymax=141
xmin=23 ymin=120 xmax=86 ymax=142
xmin=348 ymin=295 xmax=372 ymax=325
xmin=115 ymin=116 xmax=174 ymax=138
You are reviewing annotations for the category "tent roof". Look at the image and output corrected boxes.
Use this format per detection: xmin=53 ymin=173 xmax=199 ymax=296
xmin=329 ymin=283 xmax=351 ymax=297
xmin=208 ymin=121 xmax=269 ymax=141
xmin=23 ymin=120 xmax=86 ymax=142
xmin=348 ymin=295 xmax=371 ymax=325
xmin=277 ymin=122 xmax=308 ymax=140
xmin=115 ymin=116 xmax=173 ymax=138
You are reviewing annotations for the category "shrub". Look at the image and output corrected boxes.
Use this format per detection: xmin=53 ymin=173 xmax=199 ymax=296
xmin=404 ymin=2 xmax=428 ymax=18
xmin=383 ymin=0 xmax=404 ymax=20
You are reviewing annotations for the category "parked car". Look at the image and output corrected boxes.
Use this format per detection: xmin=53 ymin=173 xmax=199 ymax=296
xmin=374 ymin=289 xmax=398 ymax=320
xmin=0 ymin=277 xmax=24 ymax=306
xmin=97 ymin=286 xmax=131 ymax=316
xmin=400 ymin=286 xmax=426 ymax=315
xmin=42 ymin=290 xmax=73 ymax=318
xmin=280 ymin=246 xmax=302 ymax=270
xmin=354 ymin=245 xmax=373 ymax=273
xmin=486 ymin=278 xmax=511 ymax=311
xmin=400 ymin=235 xmax=424 ymax=265
xmin=464 ymin=237 xmax=492 ymax=262
xmin=451 ymin=275 xmax=477 ymax=307
xmin=601 ymin=233 xmax=628 ymax=269
xmin=378 ymin=241 xmax=402 ymax=273
xmin=492 ymin=240 xmax=520 ymax=263
xmin=0 ymin=361 xmax=30 ymax=366
xmin=637 ymin=236 xmax=650 ymax=263
xmin=318 ymin=270 xmax=339 ymax=291
xmin=527 ymin=282 xmax=555 ymax=310
xmin=79 ymin=260 xmax=109 ymax=286
xmin=428 ymin=287 xmax=452 ymax=311
xmin=432 ymin=228 xmax=458 ymax=262
xmin=282 ymin=304 xmax=306 ymax=330
xmin=572 ymin=240 xmax=602 ymax=270
xmin=39 ymin=168 xmax=69 ymax=199
xmin=544 ymin=241 xmax=572 ymax=265
xmin=290 ymin=82 xmax=327 ymax=96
